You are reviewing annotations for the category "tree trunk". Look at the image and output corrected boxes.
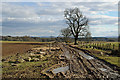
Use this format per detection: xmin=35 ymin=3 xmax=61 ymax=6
xmin=74 ymin=37 xmax=78 ymax=45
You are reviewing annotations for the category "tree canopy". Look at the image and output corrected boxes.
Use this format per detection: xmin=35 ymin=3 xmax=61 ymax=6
xmin=64 ymin=7 xmax=90 ymax=44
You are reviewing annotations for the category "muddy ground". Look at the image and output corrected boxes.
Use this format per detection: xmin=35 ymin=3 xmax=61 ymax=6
xmin=1 ymin=42 xmax=120 ymax=79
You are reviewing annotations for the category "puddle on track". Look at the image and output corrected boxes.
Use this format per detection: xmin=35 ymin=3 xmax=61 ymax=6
xmin=79 ymin=52 xmax=94 ymax=60
xmin=64 ymin=51 xmax=71 ymax=59
xmin=52 ymin=66 xmax=69 ymax=74
xmin=98 ymin=68 xmax=107 ymax=72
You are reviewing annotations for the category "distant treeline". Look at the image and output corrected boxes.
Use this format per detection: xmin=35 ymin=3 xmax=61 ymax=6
xmin=79 ymin=37 xmax=118 ymax=42
xmin=1 ymin=36 xmax=58 ymax=42
xmin=0 ymin=36 xmax=118 ymax=42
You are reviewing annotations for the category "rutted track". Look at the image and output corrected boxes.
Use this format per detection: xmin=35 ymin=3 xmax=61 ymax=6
xmin=58 ymin=43 xmax=120 ymax=78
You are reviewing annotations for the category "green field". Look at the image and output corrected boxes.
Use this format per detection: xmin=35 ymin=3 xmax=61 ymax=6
xmin=76 ymin=41 xmax=120 ymax=67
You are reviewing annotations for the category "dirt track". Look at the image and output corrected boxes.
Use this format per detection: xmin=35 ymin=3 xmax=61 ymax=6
xmin=60 ymin=43 xmax=120 ymax=78
xmin=43 ymin=43 xmax=120 ymax=79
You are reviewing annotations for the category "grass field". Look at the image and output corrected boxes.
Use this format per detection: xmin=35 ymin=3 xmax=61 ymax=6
xmin=85 ymin=48 xmax=120 ymax=67
xmin=93 ymin=54 xmax=120 ymax=67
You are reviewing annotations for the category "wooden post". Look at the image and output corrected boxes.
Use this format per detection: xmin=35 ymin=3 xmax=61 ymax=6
xmin=49 ymin=43 xmax=51 ymax=54
xmin=113 ymin=44 xmax=115 ymax=50
xmin=102 ymin=44 xmax=104 ymax=50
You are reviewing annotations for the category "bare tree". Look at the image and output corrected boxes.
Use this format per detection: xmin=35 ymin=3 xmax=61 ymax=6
xmin=85 ymin=31 xmax=92 ymax=42
xmin=64 ymin=7 xmax=89 ymax=45
xmin=61 ymin=27 xmax=72 ymax=43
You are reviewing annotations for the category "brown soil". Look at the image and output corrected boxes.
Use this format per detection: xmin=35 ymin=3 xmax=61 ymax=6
xmin=2 ymin=43 xmax=44 ymax=57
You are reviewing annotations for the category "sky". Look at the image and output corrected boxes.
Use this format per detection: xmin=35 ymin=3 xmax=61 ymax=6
xmin=1 ymin=2 xmax=118 ymax=37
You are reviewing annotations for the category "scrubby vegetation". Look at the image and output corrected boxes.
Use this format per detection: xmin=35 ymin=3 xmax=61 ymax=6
xmin=2 ymin=42 xmax=61 ymax=78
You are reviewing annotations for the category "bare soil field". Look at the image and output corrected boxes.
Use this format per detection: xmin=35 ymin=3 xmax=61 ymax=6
xmin=2 ymin=42 xmax=49 ymax=57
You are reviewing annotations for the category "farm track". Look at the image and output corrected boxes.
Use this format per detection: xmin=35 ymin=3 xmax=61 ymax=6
xmin=3 ymin=42 xmax=120 ymax=78
xmin=56 ymin=43 xmax=120 ymax=78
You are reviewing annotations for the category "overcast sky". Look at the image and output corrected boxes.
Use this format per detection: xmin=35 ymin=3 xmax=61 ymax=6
xmin=1 ymin=2 xmax=118 ymax=37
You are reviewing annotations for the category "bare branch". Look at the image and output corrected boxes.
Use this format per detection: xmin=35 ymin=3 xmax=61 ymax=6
xmin=64 ymin=7 xmax=90 ymax=44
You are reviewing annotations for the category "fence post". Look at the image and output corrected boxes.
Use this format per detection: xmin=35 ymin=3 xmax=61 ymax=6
xmin=113 ymin=44 xmax=115 ymax=50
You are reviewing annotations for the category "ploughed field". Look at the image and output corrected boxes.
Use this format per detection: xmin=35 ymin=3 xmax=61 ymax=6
xmin=2 ymin=42 xmax=50 ymax=57
xmin=2 ymin=43 xmax=32 ymax=57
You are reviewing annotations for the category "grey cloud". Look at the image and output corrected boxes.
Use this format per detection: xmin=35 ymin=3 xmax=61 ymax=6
xmin=89 ymin=18 xmax=117 ymax=26
xmin=2 ymin=3 xmax=38 ymax=18
xmin=2 ymin=2 xmax=118 ymax=37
